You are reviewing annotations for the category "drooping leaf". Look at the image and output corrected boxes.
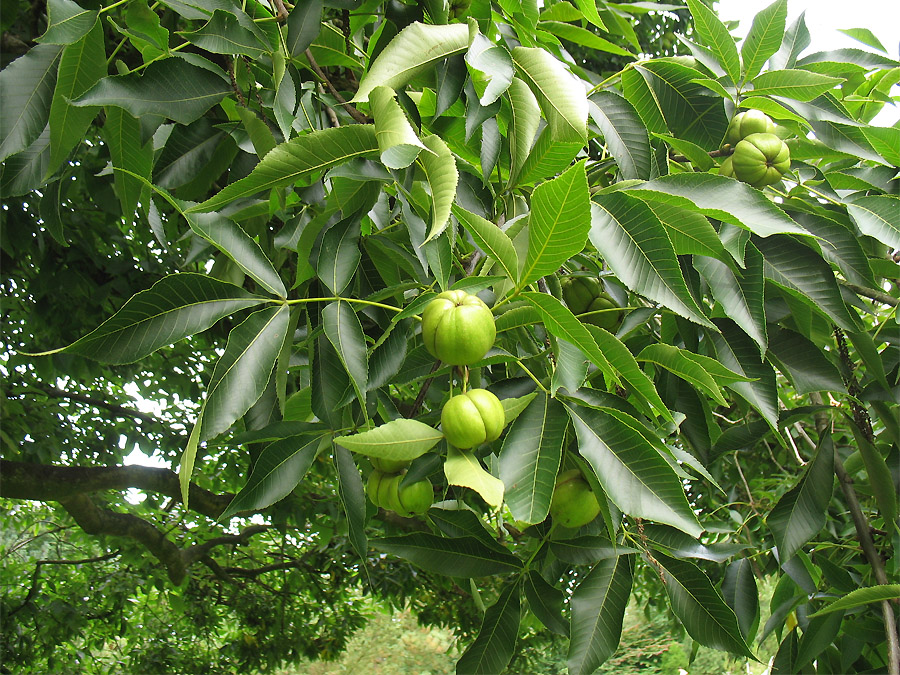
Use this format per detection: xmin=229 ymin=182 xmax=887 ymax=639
xmin=589 ymin=194 xmax=714 ymax=328
xmin=565 ymin=403 xmax=703 ymax=536
xmin=809 ymin=584 xmax=900 ymax=617
xmin=184 ymin=212 xmax=286 ymax=297
xmin=568 ymin=555 xmax=635 ymax=675
xmin=201 ymin=304 xmax=290 ymax=440
xmin=444 ymin=447 xmax=505 ymax=508
xmin=178 ymin=9 xmax=270 ymax=59
xmin=847 ymin=195 xmax=900 ymax=250
xmin=0 ymin=44 xmax=62 ymax=163
xmin=721 ymin=558 xmax=760 ymax=642
xmin=102 ymin=107 xmax=153 ymax=221
xmin=452 ymin=205 xmax=519 ymax=283
xmin=370 ymin=85 xmax=427 ymax=169
xmin=685 ymin=0 xmax=740 ymax=84
xmin=740 ymin=0 xmax=788 ymax=82
xmin=456 ymin=580 xmax=521 ymax=675
xmin=767 ymin=433 xmax=834 ymax=561
xmin=512 ymin=46 xmax=588 ymax=143
xmin=311 ymin=333 xmax=352 ymax=430
xmin=334 ymin=444 xmax=368 ymax=561
xmin=353 ymin=22 xmax=469 ymax=102
xmin=372 ymin=533 xmax=522 ymax=576
xmin=498 ymin=394 xmax=566 ymax=524
xmin=285 ymin=0 xmax=323 ymax=56
xmin=42 ymin=274 xmax=264 ymax=364
xmin=316 ymin=214 xmax=362 ymax=296
xmin=524 ymin=571 xmax=567 ymax=635
xmin=218 ymin=434 xmax=323 ymax=521
xmin=506 ymin=76 xmax=541 ymax=187
xmin=520 ymin=160 xmax=591 ymax=288
xmin=322 ymin=301 xmax=368 ymax=407
xmin=190 ymin=125 xmax=379 ymax=213
xmin=419 ymin=135 xmax=458 ymax=242
xmin=73 ymin=58 xmax=230 ymax=125
xmin=637 ymin=343 xmax=727 ymax=405
xmin=654 ymin=552 xmax=756 ymax=658
xmin=588 ymin=91 xmax=652 ymax=181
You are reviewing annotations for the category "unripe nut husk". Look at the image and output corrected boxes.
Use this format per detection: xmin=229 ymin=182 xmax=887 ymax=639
xmin=550 ymin=469 xmax=601 ymax=529
xmin=731 ymin=132 xmax=791 ymax=188
xmin=421 ymin=290 xmax=496 ymax=366
xmin=441 ymin=389 xmax=505 ymax=449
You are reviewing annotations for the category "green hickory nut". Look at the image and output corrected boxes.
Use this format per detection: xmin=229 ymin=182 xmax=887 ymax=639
xmin=562 ymin=276 xmax=602 ymax=315
xmin=719 ymin=155 xmax=735 ymax=178
xmin=367 ymin=470 xmax=387 ymax=508
xmin=732 ymin=132 xmax=791 ymax=188
xmin=397 ymin=479 xmax=433 ymax=516
xmin=724 ymin=110 xmax=776 ymax=146
xmin=377 ymin=473 xmax=403 ymax=511
xmin=441 ymin=388 xmax=505 ymax=449
xmin=370 ymin=456 xmax=409 ymax=473
xmin=421 ymin=290 xmax=496 ymax=366
xmin=582 ymin=293 xmax=622 ymax=331
xmin=550 ymin=469 xmax=601 ymax=529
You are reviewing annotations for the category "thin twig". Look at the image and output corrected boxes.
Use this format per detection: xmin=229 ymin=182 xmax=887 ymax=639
xmin=304 ymin=49 xmax=369 ymax=124
xmin=407 ymin=361 xmax=442 ymax=419
xmin=841 ymin=282 xmax=899 ymax=307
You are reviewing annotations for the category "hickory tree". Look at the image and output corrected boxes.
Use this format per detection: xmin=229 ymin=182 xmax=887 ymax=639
xmin=2 ymin=0 xmax=899 ymax=673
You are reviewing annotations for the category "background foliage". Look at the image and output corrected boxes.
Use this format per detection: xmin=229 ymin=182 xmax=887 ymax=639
xmin=1 ymin=0 xmax=899 ymax=673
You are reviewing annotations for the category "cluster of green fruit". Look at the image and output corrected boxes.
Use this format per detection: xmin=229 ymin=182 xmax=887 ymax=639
xmin=561 ymin=276 xmax=622 ymax=332
xmin=367 ymin=457 xmax=434 ymax=517
xmin=719 ymin=110 xmax=791 ymax=188
xmin=422 ymin=290 xmax=507 ymax=449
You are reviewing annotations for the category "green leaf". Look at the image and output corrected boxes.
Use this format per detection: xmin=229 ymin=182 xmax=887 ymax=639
xmin=722 ymin=558 xmax=760 ymax=642
xmin=465 ymin=29 xmax=515 ymax=106
xmin=565 ymin=403 xmax=703 ymax=537
xmin=586 ymin=326 xmax=672 ymax=422
xmin=787 ymin=208 xmax=877 ymax=290
xmin=218 ymin=434 xmax=322 ymax=521
xmin=73 ymin=58 xmax=229 ymax=125
xmin=572 ymin=0 xmax=607 ymax=30
xmin=847 ymin=195 xmax=900 ymax=250
xmin=452 ymin=205 xmax=518 ymax=283
xmin=540 ymin=21 xmax=635 ymax=58
xmin=637 ymin=344 xmax=727 ymax=406
xmin=419 ymin=135 xmax=458 ymax=242
xmin=838 ymin=27 xmax=888 ymax=53
xmin=42 ymin=274 xmax=264 ymax=364
xmin=771 ymin=11 xmax=810 ymax=70
xmin=191 ymin=125 xmax=378 ymax=213
xmin=550 ymin=536 xmax=638 ymax=566
xmin=335 ymin=418 xmax=442 ymax=461
xmin=506 ymin=76 xmax=541 ymax=187
xmin=695 ymin=251 xmax=767 ymax=353
xmin=641 ymin=524 xmax=748 ymax=563
xmin=522 ymin=292 xmax=615 ymax=383
xmin=353 ymin=22 xmax=469 ymax=102
xmin=519 ymin=160 xmax=591 ymax=288
xmin=369 ymin=85 xmax=426 ymax=169
xmin=0 ymin=44 xmax=62 ymax=163
xmin=500 ymin=392 xmax=539 ymax=426
xmin=179 ymin=409 xmax=203 ymax=507
xmin=756 ymin=235 xmax=859 ymax=331
xmin=323 ymin=301 xmax=368 ymax=407
xmin=512 ymin=46 xmax=588 ymax=143
xmin=201 ymin=304 xmax=290 ymax=440
xmin=0 ymin=124 xmax=51 ymax=197
xmin=654 ymin=552 xmax=755 ymax=658
xmin=316 ymin=214 xmax=361 ymax=296
xmin=523 ymin=571 xmax=567 ymax=635
xmin=371 ymin=533 xmax=521 ymax=577
xmin=626 ymin=173 xmax=808 ymax=238
xmin=37 ymin=0 xmax=97 ymax=45
xmin=184 ymin=212 xmax=286 ymax=297
xmin=498 ymin=393 xmax=566 ymax=524
xmin=767 ymin=432 xmax=834 ymax=561
xmin=588 ymin=91 xmax=651 ymax=181
xmin=444 ymin=447 xmax=505 ymax=508
xmin=767 ymin=328 xmax=845 ymax=395
xmin=651 ymin=132 xmax=714 ymax=170
xmin=750 ymin=69 xmax=844 ymax=101
xmin=589 ymin=193 xmax=714 ymax=328
xmin=809 ymin=584 xmax=900 ymax=617
xmin=456 ymin=580 xmax=521 ymax=675
xmin=848 ymin=424 xmax=898 ymax=535
xmin=102 ymin=107 xmax=153 ymax=221
xmin=647 ymin=202 xmax=722 ymax=258
xmin=311 ymin=334 xmax=352 ymax=429
xmin=711 ymin=319 xmax=779 ymax=430
xmin=178 ymin=9 xmax=270 ymax=59
xmin=740 ymin=0 xmax=788 ymax=82
xmin=334 ymin=444 xmax=368 ymax=561
xmin=685 ymin=0 xmax=741 ymax=84
xmin=47 ymin=21 xmax=105 ymax=176
xmin=515 ymin=130 xmax=583 ymax=187
xmin=568 ymin=555 xmax=635 ymax=675
xmin=285 ymin=0 xmax=323 ymax=57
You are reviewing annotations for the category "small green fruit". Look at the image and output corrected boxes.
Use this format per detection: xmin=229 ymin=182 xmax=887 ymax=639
xmin=582 ymin=293 xmax=622 ymax=331
xmin=731 ymin=132 xmax=791 ymax=188
xmin=367 ymin=470 xmax=386 ymax=507
xmin=562 ymin=276 xmax=602 ymax=315
xmin=719 ymin=155 xmax=735 ymax=178
xmin=397 ymin=479 xmax=433 ymax=515
xmin=725 ymin=110 xmax=776 ymax=146
xmin=441 ymin=389 xmax=506 ymax=449
xmin=421 ymin=290 xmax=496 ymax=366
xmin=377 ymin=473 xmax=403 ymax=511
xmin=370 ymin=456 xmax=409 ymax=473
xmin=550 ymin=469 xmax=601 ymax=529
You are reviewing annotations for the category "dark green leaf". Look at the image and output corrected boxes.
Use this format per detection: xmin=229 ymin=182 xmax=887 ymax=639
xmin=334 ymin=445 xmax=367 ymax=561
xmin=685 ymin=0 xmax=740 ymax=84
xmin=740 ymin=0 xmax=788 ymax=81
xmin=178 ymin=9 xmax=270 ymax=59
xmin=721 ymin=558 xmax=760 ymax=642
xmin=37 ymin=0 xmax=97 ymax=45
xmin=371 ymin=533 xmax=522 ymax=577
xmin=323 ymin=301 xmax=368 ymax=406
xmin=456 ymin=581 xmax=521 ymax=675
xmin=286 ymin=0 xmax=323 ymax=56
xmin=588 ymin=91 xmax=651 ymax=181
xmin=316 ymin=214 xmax=362 ymax=296
xmin=0 ymin=44 xmax=62 ymax=163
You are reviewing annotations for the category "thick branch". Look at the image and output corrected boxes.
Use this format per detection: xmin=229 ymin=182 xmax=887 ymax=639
xmin=184 ymin=525 xmax=269 ymax=566
xmin=841 ymin=282 xmax=899 ymax=307
xmin=0 ymin=460 xmax=232 ymax=520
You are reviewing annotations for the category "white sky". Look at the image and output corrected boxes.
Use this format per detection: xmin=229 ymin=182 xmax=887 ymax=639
xmin=716 ymin=0 xmax=900 ymax=124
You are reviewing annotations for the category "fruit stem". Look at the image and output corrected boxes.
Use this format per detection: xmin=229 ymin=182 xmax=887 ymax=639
xmin=516 ymin=360 xmax=549 ymax=394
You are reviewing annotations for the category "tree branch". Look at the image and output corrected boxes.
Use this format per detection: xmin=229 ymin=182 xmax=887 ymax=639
xmin=0 ymin=460 xmax=233 ymax=520
xmin=304 ymin=49 xmax=369 ymax=124
xmin=30 ymin=383 xmax=161 ymax=424
xmin=841 ymin=282 xmax=899 ymax=307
